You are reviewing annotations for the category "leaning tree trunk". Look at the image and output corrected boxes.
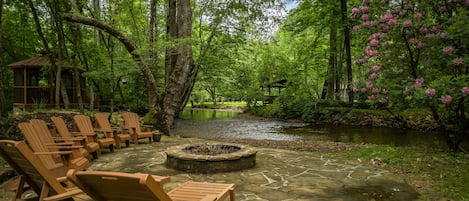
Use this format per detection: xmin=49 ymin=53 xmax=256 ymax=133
xmin=64 ymin=14 xmax=159 ymax=109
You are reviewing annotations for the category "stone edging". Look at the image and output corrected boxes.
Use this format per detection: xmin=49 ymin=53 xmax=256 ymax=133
xmin=165 ymin=143 xmax=257 ymax=161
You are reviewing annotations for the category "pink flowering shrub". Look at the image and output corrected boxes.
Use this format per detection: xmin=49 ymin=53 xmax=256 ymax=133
xmin=350 ymin=1 xmax=468 ymax=150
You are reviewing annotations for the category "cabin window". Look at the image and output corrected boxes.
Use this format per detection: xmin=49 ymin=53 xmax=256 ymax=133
xmin=14 ymin=69 xmax=24 ymax=86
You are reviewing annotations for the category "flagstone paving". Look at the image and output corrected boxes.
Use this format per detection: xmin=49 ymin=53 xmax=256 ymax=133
xmin=0 ymin=136 xmax=419 ymax=200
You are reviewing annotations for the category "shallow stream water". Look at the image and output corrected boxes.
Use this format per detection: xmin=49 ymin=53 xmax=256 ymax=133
xmin=174 ymin=109 xmax=447 ymax=148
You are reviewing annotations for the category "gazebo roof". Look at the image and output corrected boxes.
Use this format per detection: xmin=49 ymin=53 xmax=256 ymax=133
xmin=8 ymin=55 xmax=85 ymax=71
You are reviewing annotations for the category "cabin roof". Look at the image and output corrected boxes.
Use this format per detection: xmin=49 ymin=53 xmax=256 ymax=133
xmin=8 ymin=55 xmax=85 ymax=72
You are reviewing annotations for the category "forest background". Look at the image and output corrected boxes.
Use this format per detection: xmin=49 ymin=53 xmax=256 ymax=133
xmin=0 ymin=0 xmax=467 ymax=151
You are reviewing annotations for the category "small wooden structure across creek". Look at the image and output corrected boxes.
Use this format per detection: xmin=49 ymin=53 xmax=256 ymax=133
xmin=260 ymin=79 xmax=287 ymax=104
xmin=8 ymin=54 xmax=87 ymax=110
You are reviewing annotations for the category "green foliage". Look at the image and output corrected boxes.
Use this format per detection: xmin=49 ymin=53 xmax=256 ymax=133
xmin=341 ymin=145 xmax=469 ymax=200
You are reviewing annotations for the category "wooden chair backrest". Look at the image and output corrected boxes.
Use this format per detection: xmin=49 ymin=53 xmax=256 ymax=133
xmin=30 ymin=119 xmax=57 ymax=146
xmin=73 ymin=115 xmax=95 ymax=134
xmin=51 ymin=116 xmax=73 ymax=138
xmin=95 ymin=113 xmax=112 ymax=132
xmin=18 ymin=122 xmax=58 ymax=169
xmin=0 ymin=140 xmax=68 ymax=196
xmin=122 ymin=112 xmax=143 ymax=132
xmin=66 ymin=170 xmax=171 ymax=201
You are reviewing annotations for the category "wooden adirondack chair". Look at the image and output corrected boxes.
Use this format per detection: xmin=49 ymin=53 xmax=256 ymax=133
xmin=122 ymin=112 xmax=159 ymax=144
xmin=18 ymin=122 xmax=90 ymax=174
xmin=50 ymin=116 xmax=101 ymax=159
xmin=0 ymin=140 xmax=89 ymax=201
xmin=31 ymin=118 xmax=90 ymax=159
xmin=73 ymin=114 xmax=116 ymax=153
xmin=66 ymin=169 xmax=234 ymax=201
xmin=94 ymin=113 xmax=132 ymax=149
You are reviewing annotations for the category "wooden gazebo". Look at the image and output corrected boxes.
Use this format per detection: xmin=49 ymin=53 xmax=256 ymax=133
xmin=261 ymin=79 xmax=287 ymax=104
xmin=8 ymin=55 xmax=87 ymax=109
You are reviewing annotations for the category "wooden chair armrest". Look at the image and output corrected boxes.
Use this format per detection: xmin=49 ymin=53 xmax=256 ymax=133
xmin=53 ymin=136 xmax=87 ymax=140
xmin=46 ymin=142 xmax=74 ymax=146
xmin=34 ymin=151 xmax=73 ymax=155
xmin=46 ymin=145 xmax=84 ymax=150
xmin=42 ymin=188 xmax=86 ymax=201
xmin=72 ymin=131 xmax=96 ymax=136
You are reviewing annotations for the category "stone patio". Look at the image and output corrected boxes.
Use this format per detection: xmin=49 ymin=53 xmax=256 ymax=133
xmin=0 ymin=136 xmax=419 ymax=200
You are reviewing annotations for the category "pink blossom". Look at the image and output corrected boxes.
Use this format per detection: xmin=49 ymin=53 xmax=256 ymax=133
xmin=432 ymin=24 xmax=442 ymax=33
xmin=439 ymin=32 xmax=449 ymax=39
xmin=362 ymin=14 xmax=369 ymax=21
xmin=462 ymin=87 xmax=469 ymax=94
xmin=351 ymin=8 xmax=360 ymax=18
xmin=380 ymin=24 xmax=390 ymax=32
xmin=399 ymin=10 xmax=407 ymax=16
xmin=353 ymin=25 xmax=360 ymax=31
xmin=369 ymin=65 xmax=381 ymax=72
xmin=425 ymin=89 xmax=436 ymax=97
xmin=372 ymin=87 xmax=379 ymax=94
xmin=368 ymin=95 xmax=375 ymax=100
xmin=409 ymin=38 xmax=419 ymax=45
xmin=388 ymin=19 xmax=397 ymax=26
xmin=416 ymin=41 xmax=424 ymax=49
xmin=361 ymin=88 xmax=367 ymax=93
xmin=404 ymin=3 xmax=413 ymax=10
xmin=366 ymin=49 xmax=378 ymax=57
xmin=403 ymin=20 xmax=412 ymax=28
xmin=360 ymin=7 xmax=369 ymax=13
xmin=363 ymin=21 xmax=371 ymax=28
xmin=353 ymin=87 xmax=359 ymax=93
xmin=466 ymin=0 xmax=469 ymax=6
xmin=366 ymin=81 xmax=373 ymax=89
xmin=425 ymin=33 xmax=435 ymax=38
xmin=370 ymin=33 xmax=384 ymax=40
xmin=363 ymin=0 xmax=369 ymax=4
xmin=413 ymin=12 xmax=423 ymax=20
xmin=370 ymin=73 xmax=379 ymax=80
xmin=382 ymin=89 xmax=389 ymax=95
xmin=370 ymin=39 xmax=379 ymax=47
xmin=379 ymin=98 xmax=388 ymax=104
xmin=414 ymin=78 xmax=424 ymax=88
xmin=381 ymin=13 xmax=393 ymax=22
xmin=419 ymin=27 xmax=428 ymax=34
xmin=453 ymin=57 xmax=463 ymax=65
xmin=370 ymin=21 xmax=378 ymax=27
xmin=440 ymin=95 xmax=452 ymax=104
xmin=443 ymin=46 xmax=454 ymax=54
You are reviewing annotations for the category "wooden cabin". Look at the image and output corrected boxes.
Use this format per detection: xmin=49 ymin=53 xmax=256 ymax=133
xmin=8 ymin=55 xmax=87 ymax=110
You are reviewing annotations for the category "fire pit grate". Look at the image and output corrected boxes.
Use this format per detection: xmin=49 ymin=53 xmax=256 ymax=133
xmin=183 ymin=144 xmax=241 ymax=155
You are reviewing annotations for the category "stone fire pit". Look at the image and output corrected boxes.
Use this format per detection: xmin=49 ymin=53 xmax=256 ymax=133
xmin=165 ymin=143 xmax=257 ymax=173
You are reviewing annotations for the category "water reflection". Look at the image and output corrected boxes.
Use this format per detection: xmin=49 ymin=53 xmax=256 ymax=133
xmin=174 ymin=109 xmax=446 ymax=148
xmin=179 ymin=109 xmax=239 ymax=120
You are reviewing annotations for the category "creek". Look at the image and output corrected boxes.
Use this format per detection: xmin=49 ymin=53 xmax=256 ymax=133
xmin=173 ymin=109 xmax=447 ymax=148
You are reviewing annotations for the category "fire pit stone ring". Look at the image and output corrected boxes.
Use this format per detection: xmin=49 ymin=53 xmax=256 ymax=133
xmin=165 ymin=143 xmax=257 ymax=173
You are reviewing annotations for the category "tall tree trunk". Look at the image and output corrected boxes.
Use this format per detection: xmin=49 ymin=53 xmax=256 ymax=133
xmin=71 ymin=0 xmax=84 ymax=111
xmin=326 ymin=9 xmax=338 ymax=100
xmin=341 ymin=0 xmax=353 ymax=104
xmin=165 ymin=0 xmax=178 ymax=84
xmin=0 ymin=0 xmax=5 ymax=116
xmin=47 ymin=0 xmax=70 ymax=109
xmin=149 ymin=0 xmax=158 ymax=71
xmin=29 ymin=0 xmax=63 ymax=108
xmin=162 ymin=0 xmax=194 ymax=131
